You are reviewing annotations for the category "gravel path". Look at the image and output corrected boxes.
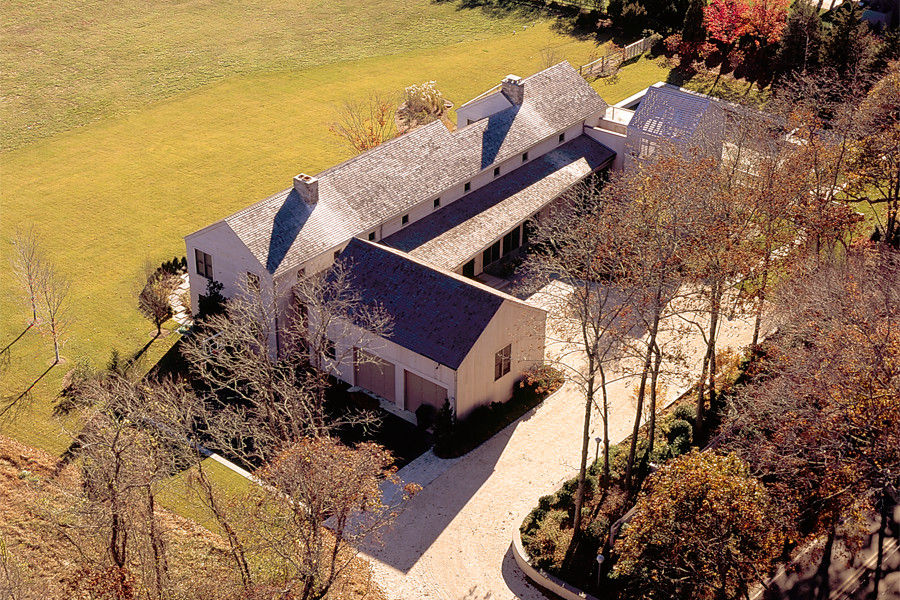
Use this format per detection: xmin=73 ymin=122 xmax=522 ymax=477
xmin=363 ymin=284 xmax=757 ymax=600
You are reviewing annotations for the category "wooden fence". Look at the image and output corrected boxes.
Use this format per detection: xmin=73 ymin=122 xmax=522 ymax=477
xmin=578 ymin=35 xmax=655 ymax=78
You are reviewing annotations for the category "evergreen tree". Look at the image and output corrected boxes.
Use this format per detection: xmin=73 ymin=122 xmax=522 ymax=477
xmin=682 ymin=0 xmax=707 ymax=46
xmin=777 ymin=0 xmax=823 ymax=77
xmin=824 ymin=2 xmax=874 ymax=81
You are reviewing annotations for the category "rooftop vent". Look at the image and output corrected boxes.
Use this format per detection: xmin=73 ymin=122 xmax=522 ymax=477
xmin=293 ymin=173 xmax=318 ymax=205
xmin=501 ymin=75 xmax=524 ymax=105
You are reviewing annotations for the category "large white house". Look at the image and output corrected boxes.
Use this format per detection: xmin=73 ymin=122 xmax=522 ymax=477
xmin=184 ymin=63 xmax=733 ymax=418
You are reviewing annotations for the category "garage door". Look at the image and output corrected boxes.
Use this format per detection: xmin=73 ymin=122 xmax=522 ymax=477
xmin=354 ymin=348 xmax=396 ymax=403
xmin=404 ymin=370 xmax=448 ymax=414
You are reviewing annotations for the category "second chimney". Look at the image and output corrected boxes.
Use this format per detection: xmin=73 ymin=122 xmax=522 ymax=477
xmin=501 ymin=75 xmax=524 ymax=105
xmin=293 ymin=173 xmax=319 ymax=205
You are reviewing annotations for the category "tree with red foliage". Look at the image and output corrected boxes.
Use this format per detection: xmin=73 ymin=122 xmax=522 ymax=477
xmin=745 ymin=0 xmax=790 ymax=46
xmin=705 ymin=0 xmax=789 ymax=46
xmin=704 ymin=0 xmax=750 ymax=47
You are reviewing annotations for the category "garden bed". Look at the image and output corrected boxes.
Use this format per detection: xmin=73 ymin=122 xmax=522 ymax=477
xmin=433 ymin=365 xmax=565 ymax=459
xmin=519 ymin=350 xmax=750 ymax=595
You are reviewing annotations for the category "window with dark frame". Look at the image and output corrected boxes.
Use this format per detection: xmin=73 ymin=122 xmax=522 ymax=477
xmin=502 ymin=226 xmax=521 ymax=255
xmin=368 ymin=231 xmax=376 ymax=241
xmin=493 ymin=166 xmax=500 ymax=177
xmin=402 ymin=214 xmax=409 ymax=225
xmin=522 ymin=152 xmax=528 ymax=162
xmin=494 ymin=344 xmax=511 ymax=380
xmin=334 ymin=250 xmax=341 ymax=260
xmin=297 ymin=267 xmax=306 ymax=280
xmin=434 ymin=197 xmax=441 ymax=209
xmin=482 ymin=239 xmax=501 ymax=267
xmin=558 ymin=132 xmax=565 ymax=143
xmin=194 ymin=249 xmax=213 ymax=279
xmin=464 ymin=181 xmax=471 ymax=192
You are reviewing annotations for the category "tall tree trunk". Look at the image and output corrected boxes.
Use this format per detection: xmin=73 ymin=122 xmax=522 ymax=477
xmin=573 ymin=360 xmax=595 ymax=534
xmin=600 ymin=366 xmax=610 ymax=481
xmin=646 ymin=344 xmax=663 ymax=457
xmin=752 ymin=256 xmax=771 ymax=346
xmin=147 ymin=489 xmax=168 ymax=600
xmin=626 ymin=312 xmax=660 ymax=491
xmin=696 ymin=282 xmax=721 ymax=432
xmin=872 ymin=485 xmax=889 ymax=598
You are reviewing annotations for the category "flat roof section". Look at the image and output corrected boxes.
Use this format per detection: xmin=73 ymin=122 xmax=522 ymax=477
xmin=382 ymin=136 xmax=615 ymax=271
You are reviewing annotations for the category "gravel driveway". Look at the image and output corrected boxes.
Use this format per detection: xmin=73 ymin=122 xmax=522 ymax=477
xmin=363 ymin=283 xmax=756 ymax=600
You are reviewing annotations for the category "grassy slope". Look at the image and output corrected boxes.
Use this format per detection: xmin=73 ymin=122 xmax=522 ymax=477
xmin=2 ymin=22 xmax=648 ymax=454
xmin=1 ymin=0 xmax=548 ymax=150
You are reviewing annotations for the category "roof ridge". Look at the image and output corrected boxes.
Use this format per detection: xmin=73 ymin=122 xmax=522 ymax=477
xmin=314 ymin=120 xmax=449 ymax=180
xmin=358 ymin=239 xmax=541 ymax=310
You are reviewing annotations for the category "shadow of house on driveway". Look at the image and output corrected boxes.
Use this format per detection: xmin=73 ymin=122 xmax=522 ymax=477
xmin=364 ymin=398 xmax=539 ymax=574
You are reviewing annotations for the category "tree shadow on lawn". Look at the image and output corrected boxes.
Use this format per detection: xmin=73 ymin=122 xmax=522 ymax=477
xmin=432 ymin=0 xmax=616 ymax=43
xmin=364 ymin=401 xmax=541 ymax=573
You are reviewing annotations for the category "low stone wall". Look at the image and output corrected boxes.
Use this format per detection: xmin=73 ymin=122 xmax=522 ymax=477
xmin=511 ymin=523 xmax=602 ymax=600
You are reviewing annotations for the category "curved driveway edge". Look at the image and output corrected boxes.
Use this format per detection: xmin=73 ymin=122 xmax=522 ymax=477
xmin=511 ymin=521 xmax=602 ymax=600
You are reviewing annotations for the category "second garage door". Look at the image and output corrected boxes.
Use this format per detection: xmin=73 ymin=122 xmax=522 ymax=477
xmin=354 ymin=348 xmax=396 ymax=403
xmin=404 ymin=370 xmax=448 ymax=414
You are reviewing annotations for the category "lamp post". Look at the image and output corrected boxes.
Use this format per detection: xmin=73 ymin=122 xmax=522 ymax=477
xmin=594 ymin=436 xmax=603 ymax=463
xmin=596 ymin=553 xmax=605 ymax=587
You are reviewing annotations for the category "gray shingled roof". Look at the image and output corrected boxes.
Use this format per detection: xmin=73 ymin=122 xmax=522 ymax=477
xmin=221 ymin=61 xmax=608 ymax=276
xmin=383 ymin=136 xmax=614 ymax=270
xmin=333 ymin=238 xmax=510 ymax=369
xmin=629 ymin=85 xmax=726 ymax=142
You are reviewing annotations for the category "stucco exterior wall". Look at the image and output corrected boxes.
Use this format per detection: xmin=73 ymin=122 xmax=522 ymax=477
xmin=323 ymin=318 xmax=459 ymax=414
xmin=455 ymin=91 xmax=511 ymax=126
xmin=585 ymin=126 xmax=627 ymax=171
xmin=185 ymin=223 xmax=271 ymax=316
xmin=454 ymin=299 xmax=547 ymax=418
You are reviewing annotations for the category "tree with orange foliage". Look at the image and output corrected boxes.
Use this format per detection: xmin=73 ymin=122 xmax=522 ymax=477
xmin=329 ymin=93 xmax=398 ymax=154
xmin=727 ymin=246 xmax=900 ymax=567
xmin=612 ymin=450 xmax=781 ymax=600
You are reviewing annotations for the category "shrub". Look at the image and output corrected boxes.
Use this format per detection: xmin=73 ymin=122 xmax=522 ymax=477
xmin=667 ymin=419 xmax=693 ymax=444
xmin=538 ymin=494 xmax=555 ymax=511
xmin=415 ymin=404 xmax=437 ymax=430
xmin=672 ymin=404 xmax=696 ymax=426
xmin=526 ymin=509 xmax=572 ymax=571
xmin=520 ymin=364 xmax=565 ymax=395
xmin=433 ymin=400 xmax=455 ymax=455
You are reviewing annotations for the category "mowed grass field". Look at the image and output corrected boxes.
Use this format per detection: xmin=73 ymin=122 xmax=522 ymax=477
xmin=2 ymin=16 xmax=658 ymax=453
xmin=1 ymin=0 xmax=549 ymax=150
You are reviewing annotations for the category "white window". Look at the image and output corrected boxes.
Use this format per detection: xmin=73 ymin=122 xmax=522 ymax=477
xmin=494 ymin=344 xmax=511 ymax=380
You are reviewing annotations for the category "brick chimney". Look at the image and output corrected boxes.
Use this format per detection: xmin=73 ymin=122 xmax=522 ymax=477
xmin=293 ymin=173 xmax=318 ymax=205
xmin=501 ymin=75 xmax=524 ymax=105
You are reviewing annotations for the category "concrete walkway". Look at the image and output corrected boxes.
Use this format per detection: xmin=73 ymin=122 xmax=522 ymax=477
xmin=363 ymin=284 xmax=756 ymax=600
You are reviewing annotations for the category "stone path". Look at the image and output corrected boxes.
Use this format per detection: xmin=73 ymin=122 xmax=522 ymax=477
xmin=363 ymin=283 xmax=757 ymax=600
xmin=169 ymin=273 xmax=193 ymax=327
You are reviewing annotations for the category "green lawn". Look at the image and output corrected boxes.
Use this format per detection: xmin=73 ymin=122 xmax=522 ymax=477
xmin=1 ymin=0 xmax=552 ymax=150
xmin=4 ymin=22 xmax=670 ymax=455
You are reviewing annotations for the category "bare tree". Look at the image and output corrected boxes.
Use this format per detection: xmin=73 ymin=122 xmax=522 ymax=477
xmin=37 ymin=261 xmax=68 ymax=364
xmin=328 ymin=93 xmax=398 ymax=154
xmin=58 ymin=375 xmax=183 ymax=600
xmin=524 ymin=181 xmax=632 ymax=536
xmin=845 ymin=63 xmax=900 ymax=247
xmin=137 ymin=265 xmax=177 ymax=337
xmin=253 ymin=437 xmax=418 ymax=600
xmin=606 ymin=151 xmax=694 ymax=491
xmin=10 ymin=227 xmax=44 ymax=327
